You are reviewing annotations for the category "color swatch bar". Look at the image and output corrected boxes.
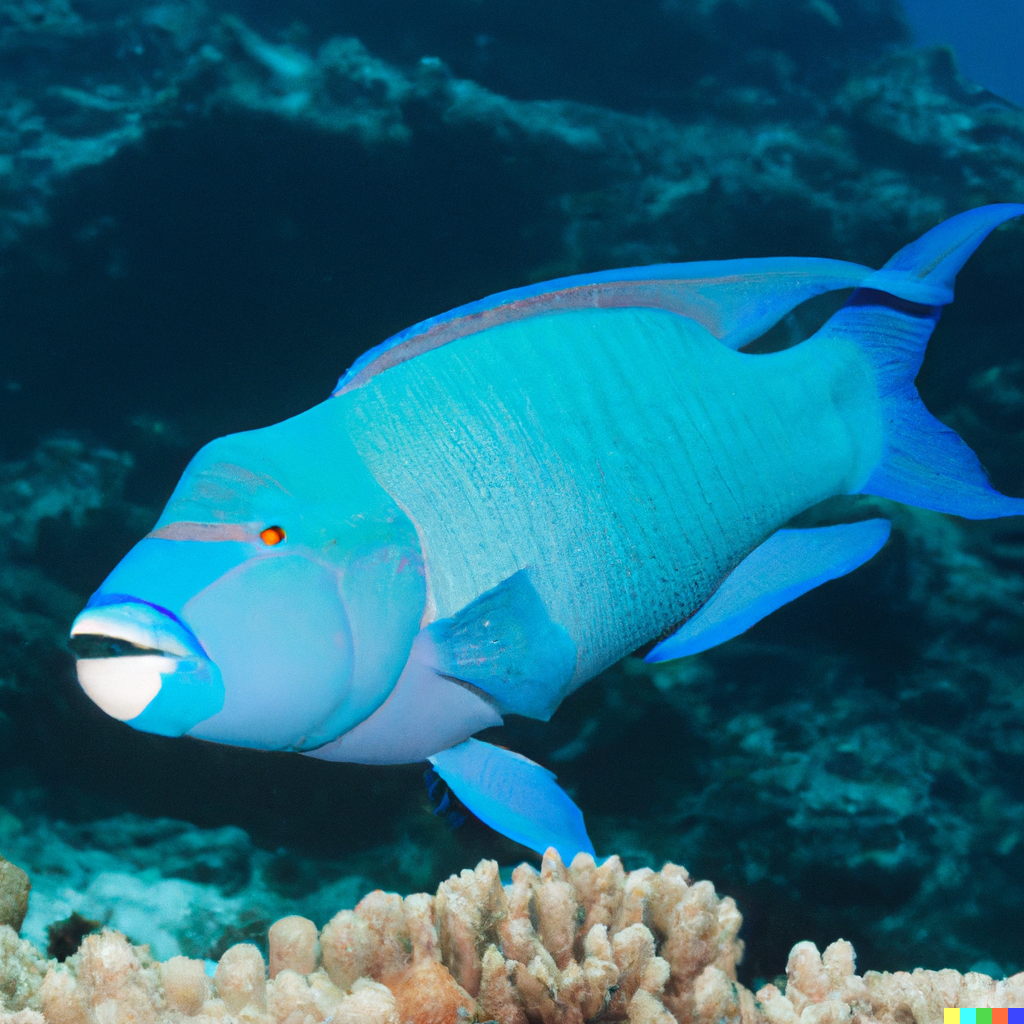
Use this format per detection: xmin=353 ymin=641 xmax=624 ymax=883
xmin=945 ymin=1010 xmax=1024 ymax=1024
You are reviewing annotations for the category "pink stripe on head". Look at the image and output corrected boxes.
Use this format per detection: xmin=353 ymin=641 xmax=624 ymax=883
xmin=147 ymin=522 xmax=255 ymax=543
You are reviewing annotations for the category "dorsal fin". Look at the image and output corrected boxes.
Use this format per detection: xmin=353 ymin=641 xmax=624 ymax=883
xmin=333 ymin=257 xmax=874 ymax=394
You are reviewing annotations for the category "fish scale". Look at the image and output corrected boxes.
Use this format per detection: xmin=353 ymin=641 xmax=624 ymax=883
xmin=340 ymin=306 xmax=878 ymax=682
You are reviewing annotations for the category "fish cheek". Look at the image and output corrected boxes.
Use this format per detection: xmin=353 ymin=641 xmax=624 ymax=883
xmin=333 ymin=543 xmax=427 ymax=728
xmin=181 ymin=554 xmax=354 ymax=751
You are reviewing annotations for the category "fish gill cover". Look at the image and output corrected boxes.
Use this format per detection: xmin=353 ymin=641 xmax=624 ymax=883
xmin=0 ymin=0 xmax=1022 ymax=999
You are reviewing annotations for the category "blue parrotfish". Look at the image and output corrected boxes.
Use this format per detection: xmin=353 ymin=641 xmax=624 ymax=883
xmin=70 ymin=204 xmax=1024 ymax=860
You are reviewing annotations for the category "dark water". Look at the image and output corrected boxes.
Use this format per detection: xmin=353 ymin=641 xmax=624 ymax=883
xmin=0 ymin=0 xmax=1023 ymax=987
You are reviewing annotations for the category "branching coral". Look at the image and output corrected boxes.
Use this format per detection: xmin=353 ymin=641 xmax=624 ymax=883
xmin=0 ymin=851 xmax=1021 ymax=1024
xmin=756 ymin=938 xmax=1024 ymax=1024
xmin=429 ymin=850 xmax=742 ymax=1024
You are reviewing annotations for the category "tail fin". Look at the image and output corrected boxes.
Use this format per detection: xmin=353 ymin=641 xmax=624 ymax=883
xmin=815 ymin=204 xmax=1024 ymax=520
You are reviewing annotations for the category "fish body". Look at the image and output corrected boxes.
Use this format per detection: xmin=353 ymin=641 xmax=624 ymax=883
xmin=71 ymin=204 xmax=1024 ymax=858
xmin=336 ymin=306 xmax=880 ymax=688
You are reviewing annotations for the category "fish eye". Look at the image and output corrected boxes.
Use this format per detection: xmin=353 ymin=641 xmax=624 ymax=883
xmin=260 ymin=525 xmax=286 ymax=546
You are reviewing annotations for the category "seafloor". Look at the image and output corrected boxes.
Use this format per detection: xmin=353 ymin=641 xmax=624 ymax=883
xmin=0 ymin=0 xmax=1023 ymax=994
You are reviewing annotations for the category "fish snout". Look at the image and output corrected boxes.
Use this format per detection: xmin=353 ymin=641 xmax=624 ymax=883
xmin=69 ymin=600 xmax=224 ymax=736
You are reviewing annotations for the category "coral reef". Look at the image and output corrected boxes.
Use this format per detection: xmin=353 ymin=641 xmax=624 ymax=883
xmin=1 ymin=851 xmax=1022 ymax=1024
xmin=0 ymin=0 xmax=1022 ymax=450
xmin=0 ymin=0 xmax=1020 ymax=267
xmin=0 ymin=811 xmax=377 ymax=962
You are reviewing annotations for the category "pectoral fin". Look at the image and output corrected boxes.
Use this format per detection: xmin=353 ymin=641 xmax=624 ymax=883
xmin=646 ymin=519 xmax=891 ymax=662
xmin=428 ymin=738 xmax=594 ymax=860
xmin=423 ymin=570 xmax=577 ymax=720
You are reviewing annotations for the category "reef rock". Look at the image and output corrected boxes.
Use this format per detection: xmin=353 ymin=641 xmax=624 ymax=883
xmin=0 ymin=859 xmax=28 ymax=933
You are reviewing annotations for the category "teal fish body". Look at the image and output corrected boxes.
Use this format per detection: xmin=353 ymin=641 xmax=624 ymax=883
xmin=336 ymin=307 xmax=882 ymax=688
xmin=71 ymin=204 xmax=1024 ymax=859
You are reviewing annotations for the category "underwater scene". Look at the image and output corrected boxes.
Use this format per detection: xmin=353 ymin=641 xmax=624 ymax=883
xmin=1 ymin=0 xmax=1024 ymax=1021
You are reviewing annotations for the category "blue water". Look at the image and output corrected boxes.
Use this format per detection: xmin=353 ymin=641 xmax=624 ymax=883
xmin=902 ymin=0 xmax=1024 ymax=106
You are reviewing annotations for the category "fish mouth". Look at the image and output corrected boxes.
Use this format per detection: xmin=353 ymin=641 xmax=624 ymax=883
xmin=70 ymin=600 xmax=201 ymax=659
xmin=68 ymin=633 xmax=170 ymax=660
xmin=69 ymin=600 xmax=211 ymax=724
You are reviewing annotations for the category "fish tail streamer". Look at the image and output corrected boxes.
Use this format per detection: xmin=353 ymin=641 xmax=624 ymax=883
xmin=816 ymin=203 xmax=1024 ymax=519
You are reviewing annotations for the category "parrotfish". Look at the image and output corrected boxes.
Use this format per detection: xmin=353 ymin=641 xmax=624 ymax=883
xmin=70 ymin=204 xmax=1024 ymax=860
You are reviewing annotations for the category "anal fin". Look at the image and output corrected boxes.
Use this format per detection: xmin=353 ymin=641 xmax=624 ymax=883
xmin=428 ymin=738 xmax=594 ymax=860
xmin=646 ymin=519 xmax=891 ymax=662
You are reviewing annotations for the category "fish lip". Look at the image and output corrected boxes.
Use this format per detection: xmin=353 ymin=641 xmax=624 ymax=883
xmin=70 ymin=596 xmax=207 ymax=661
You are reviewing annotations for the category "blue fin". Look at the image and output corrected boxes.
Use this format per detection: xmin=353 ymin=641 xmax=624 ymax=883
xmin=423 ymin=570 xmax=577 ymax=720
xmin=858 ymin=204 xmax=1024 ymax=306
xmin=428 ymin=738 xmax=595 ymax=860
xmin=818 ymin=204 xmax=1024 ymax=519
xmin=334 ymin=257 xmax=873 ymax=392
xmin=646 ymin=519 xmax=892 ymax=662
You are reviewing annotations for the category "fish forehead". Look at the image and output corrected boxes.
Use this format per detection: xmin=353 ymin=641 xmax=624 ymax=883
xmin=157 ymin=434 xmax=294 ymax=527
xmin=154 ymin=401 xmax=398 ymax=535
xmin=136 ymin=398 xmax=425 ymax=597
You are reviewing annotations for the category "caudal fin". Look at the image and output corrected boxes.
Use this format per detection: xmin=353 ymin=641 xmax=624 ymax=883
xmin=814 ymin=204 xmax=1024 ymax=520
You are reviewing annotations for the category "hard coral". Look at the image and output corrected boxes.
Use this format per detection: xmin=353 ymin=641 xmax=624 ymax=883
xmin=434 ymin=850 xmax=742 ymax=1024
xmin=0 ymin=926 xmax=49 ymax=1016
xmin=755 ymin=938 xmax=1024 ymax=1024
xmin=1 ymin=851 xmax=1023 ymax=1024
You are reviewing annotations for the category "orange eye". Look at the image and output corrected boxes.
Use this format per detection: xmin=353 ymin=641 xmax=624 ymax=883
xmin=260 ymin=525 xmax=286 ymax=546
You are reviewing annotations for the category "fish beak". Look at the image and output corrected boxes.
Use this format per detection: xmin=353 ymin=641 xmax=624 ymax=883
xmin=69 ymin=601 xmax=224 ymax=736
xmin=75 ymin=651 xmax=175 ymax=721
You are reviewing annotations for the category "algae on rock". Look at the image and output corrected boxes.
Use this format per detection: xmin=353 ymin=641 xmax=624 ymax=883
xmin=0 ymin=859 xmax=28 ymax=933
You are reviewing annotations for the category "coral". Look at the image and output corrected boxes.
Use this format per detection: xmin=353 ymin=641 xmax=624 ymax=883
xmin=268 ymin=917 xmax=318 ymax=979
xmin=2 ymin=853 xmax=1023 ymax=1024
xmin=433 ymin=851 xmax=743 ymax=1024
xmin=756 ymin=938 xmax=1024 ymax=1024
xmin=0 ymin=438 xmax=132 ymax=560
xmin=0 ymin=859 xmax=28 ymax=932
xmin=0 ymin=925 xmax=49 ymax=1015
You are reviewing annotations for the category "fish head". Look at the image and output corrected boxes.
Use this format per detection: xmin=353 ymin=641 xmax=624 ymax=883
xmin=70 ymin=401 xmax=426 ymax=751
